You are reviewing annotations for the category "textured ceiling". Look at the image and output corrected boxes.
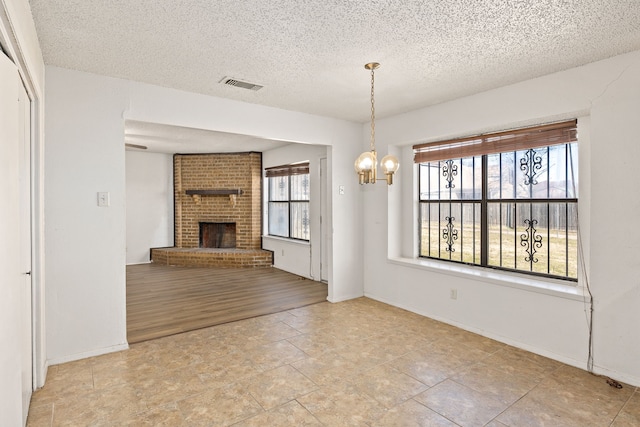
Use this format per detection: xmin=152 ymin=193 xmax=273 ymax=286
xmin=30 ymin=1 xmax=640 ymax=124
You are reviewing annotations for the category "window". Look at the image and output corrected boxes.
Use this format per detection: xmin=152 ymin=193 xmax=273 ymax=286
xmin=414 ymin=120 xmax=578 ymax=280
xmin=265 ymin=162 xmax=310 ymax=240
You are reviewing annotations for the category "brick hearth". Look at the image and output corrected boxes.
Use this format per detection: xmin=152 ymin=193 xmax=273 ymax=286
xmin=151 ymin=247 xmax=272 ymax=268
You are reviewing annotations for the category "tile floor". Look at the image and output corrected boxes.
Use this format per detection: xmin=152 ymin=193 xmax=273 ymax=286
xmin=28 ymin=298 xmax=639 ymax=426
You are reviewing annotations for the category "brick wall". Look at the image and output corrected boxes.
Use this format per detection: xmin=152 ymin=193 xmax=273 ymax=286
xmin=174 ymin=152 xmax=262 ymax=249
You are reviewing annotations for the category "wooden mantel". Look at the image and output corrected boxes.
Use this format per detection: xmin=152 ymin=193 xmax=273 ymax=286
xmin=185 ymin=189 xmax=243 ymax=207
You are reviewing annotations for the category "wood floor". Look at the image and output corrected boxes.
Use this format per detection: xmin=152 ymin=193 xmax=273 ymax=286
xmin=126 ymin=263 xmax=328 ymax=343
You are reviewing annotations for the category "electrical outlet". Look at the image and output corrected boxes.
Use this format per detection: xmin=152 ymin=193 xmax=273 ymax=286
xmin=339 ymin=185 xmax=345 ymax=195
xmin=450 ymin=289 xmax=457 ymax=300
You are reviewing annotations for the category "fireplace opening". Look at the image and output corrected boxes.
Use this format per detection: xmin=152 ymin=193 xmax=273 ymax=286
xmin=199 ymin=222 xmax=236 ymax=248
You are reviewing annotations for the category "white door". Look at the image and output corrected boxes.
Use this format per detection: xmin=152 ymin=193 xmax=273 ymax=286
xmin=18 ymin=78 xmax=33 ymax=425
xmin=0 ymin=49 xmax=32 ymax=426
xmin=320 ymin=158 xmax=328 ymax=282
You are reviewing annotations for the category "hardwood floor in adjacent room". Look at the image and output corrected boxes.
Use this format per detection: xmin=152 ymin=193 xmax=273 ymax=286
xmin=126 ymin=263 xmax=328 ymax=343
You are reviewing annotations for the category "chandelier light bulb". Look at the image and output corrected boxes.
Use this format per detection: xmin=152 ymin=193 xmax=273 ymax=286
xmin=355 ymin=151 xmax=376 ymax=172
xmin=381 ymin=154 xmax=399 ymax=174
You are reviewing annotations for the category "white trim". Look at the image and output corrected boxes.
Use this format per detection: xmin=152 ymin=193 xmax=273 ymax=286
xmin=366 ymin=291 xmax=638 ymax=387
xmin=366 ymin=292 xmax=586 ymax=365
xmin=388 ymin=256 xmax=587 ymax=302
xmin=262 ymin=235 xmax=310 ymax=246
xmin=589 ymin=365 xmax=640 ymax=389
xmin=327 ymin=292 xmax=364 ymax=303
xmin=47 ymin=344 xmax=129 ymax=366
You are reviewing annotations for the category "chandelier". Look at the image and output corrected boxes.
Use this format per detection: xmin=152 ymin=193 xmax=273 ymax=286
xmin=354 ymin=62 xmax=399 ymax=185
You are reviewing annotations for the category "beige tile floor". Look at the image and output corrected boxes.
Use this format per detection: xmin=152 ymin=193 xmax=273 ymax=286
xmin=28 ymin=298 xmax=639 ymax=426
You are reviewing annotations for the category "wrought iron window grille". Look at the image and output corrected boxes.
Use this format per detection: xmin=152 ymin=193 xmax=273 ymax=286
xmin=442 ymin=159 xmax=458 ymax=189
xmin=442 ymin=216 xmax=459 ymax=252
xmin=418 ymin=144 xmax=578 ymax=280
xmin=520 ymin=148 xmax=543 ymax=186
xmin=520 ymin=218 xmax=543 ymax=264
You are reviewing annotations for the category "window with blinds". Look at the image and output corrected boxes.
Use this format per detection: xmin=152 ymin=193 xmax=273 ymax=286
xmin=414 ymin=120 xmax=579 ymax=280
xmin=265 ymin=162 xmax=310 ymax=241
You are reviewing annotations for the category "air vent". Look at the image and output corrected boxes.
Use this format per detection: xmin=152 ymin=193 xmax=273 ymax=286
xmin=219 ymin=77 xmax=263 ymax=91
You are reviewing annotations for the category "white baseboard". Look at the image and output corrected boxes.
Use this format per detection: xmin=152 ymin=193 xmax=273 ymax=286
xmin=47 ymin=343 xmax=129 ymax=366
xmin=327 ymin=293 xmax=364 ymax=303
xmin=365 ymin=292 xmax=640 ymax=387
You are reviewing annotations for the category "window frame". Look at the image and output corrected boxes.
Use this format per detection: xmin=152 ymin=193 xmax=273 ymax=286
xmin=265 ymin=163 xmax=310 ymax=241
xmin=415 ymin=121 xmax=579 ymax=282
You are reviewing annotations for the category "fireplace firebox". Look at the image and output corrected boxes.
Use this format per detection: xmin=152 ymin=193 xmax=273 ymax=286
xmin=199 ymin=222 xmax=236 ymax=248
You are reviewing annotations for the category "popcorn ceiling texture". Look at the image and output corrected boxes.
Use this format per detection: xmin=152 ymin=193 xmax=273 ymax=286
xmin=30 ymin=0 xmax=640 ymax=122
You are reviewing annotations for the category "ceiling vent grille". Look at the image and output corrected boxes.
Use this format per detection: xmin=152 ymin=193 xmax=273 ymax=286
xmin=220 ymin=77 xmax=263 ymax=91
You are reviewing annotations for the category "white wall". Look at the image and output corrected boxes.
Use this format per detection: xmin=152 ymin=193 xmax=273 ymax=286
xmin=125 ymin=151 xmax=174 ymax=264
xmin=262 ymin=143 xmax=327 ymax=280
xmin=45 ymin=69 xmax=130 ymax=363
xmin=44 ymin=66 xmax=363 ymax=363
xmin=365 ymin=50 xmax=640 ymax=386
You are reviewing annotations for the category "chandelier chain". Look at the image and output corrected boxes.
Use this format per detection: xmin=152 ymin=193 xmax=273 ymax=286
xmin=354 ymin=62 xmax=398 ymax=185
xmin=370 ymin=66 xmax=375 ymax=151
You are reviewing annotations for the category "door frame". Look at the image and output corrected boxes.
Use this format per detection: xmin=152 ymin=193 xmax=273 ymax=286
xmin=18 ymin=77 xmax=33 ymax=424
xmin=320 ymin=157 xmax=328 ymax=282
xmin=0 ymin=2 xmax=47 ymax=389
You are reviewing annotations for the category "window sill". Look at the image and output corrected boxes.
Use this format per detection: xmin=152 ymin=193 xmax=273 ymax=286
xmin=388 ymin=256 xmax=589 ymax=302
xmin=262 ymin=235 xmax=310 ymax=246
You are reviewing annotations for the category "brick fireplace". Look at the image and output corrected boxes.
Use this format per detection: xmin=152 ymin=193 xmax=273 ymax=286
xmin=151 ymin=152 xmax=273 ymax=267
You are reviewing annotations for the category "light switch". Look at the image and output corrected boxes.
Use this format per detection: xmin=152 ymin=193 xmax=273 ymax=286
xmin=97 ymin=192 xmax=110 ymax=207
